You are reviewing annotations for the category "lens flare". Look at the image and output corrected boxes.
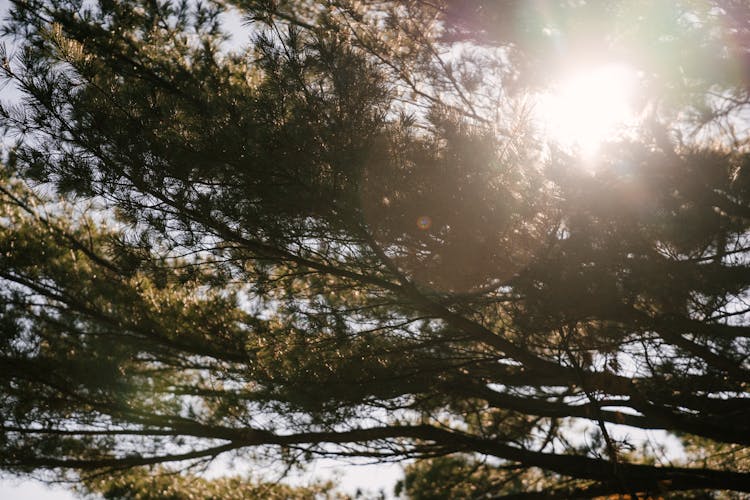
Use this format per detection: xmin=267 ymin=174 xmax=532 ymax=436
xmin=535 ymin=63 xmax=640 ymax=157
xmin=416 ymin=215 xmax=432 ymax=230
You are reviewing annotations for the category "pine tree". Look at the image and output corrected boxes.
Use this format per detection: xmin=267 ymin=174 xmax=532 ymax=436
xmin=1 ymin=0 xmax=749 ymax=497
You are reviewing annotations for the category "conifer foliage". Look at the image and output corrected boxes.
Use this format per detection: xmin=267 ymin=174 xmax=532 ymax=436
xmin=1 ymin=0 xmax=749 ymax=497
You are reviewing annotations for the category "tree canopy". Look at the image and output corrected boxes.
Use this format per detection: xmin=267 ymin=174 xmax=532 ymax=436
xmin=1 ymin=0 xmax=749 ymax=497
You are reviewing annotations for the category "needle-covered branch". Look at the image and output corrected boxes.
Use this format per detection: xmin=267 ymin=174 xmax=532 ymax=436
xmin=1 ymin=0 xmax=750 ymax=498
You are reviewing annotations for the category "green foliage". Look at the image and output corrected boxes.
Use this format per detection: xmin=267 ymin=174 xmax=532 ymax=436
xmin=80 ymin=467 xmax=344 ymax=500
xmin=395 ymin=455 xmax=553 ymax=499
xmin=0 ymin=0 xmax=749 ymax=498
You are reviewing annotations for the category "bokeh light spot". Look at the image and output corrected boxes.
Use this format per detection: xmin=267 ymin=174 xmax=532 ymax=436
xmin=416 ymin=215 xmax=432 ymax=230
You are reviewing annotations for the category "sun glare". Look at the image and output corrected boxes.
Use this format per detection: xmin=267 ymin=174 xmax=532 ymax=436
xmin=536 ymin=63 xmax=640 ymax=157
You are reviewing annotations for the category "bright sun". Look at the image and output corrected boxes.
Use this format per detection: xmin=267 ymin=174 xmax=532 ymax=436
xmin=536 ymin=63 xmax=640 ymax=156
